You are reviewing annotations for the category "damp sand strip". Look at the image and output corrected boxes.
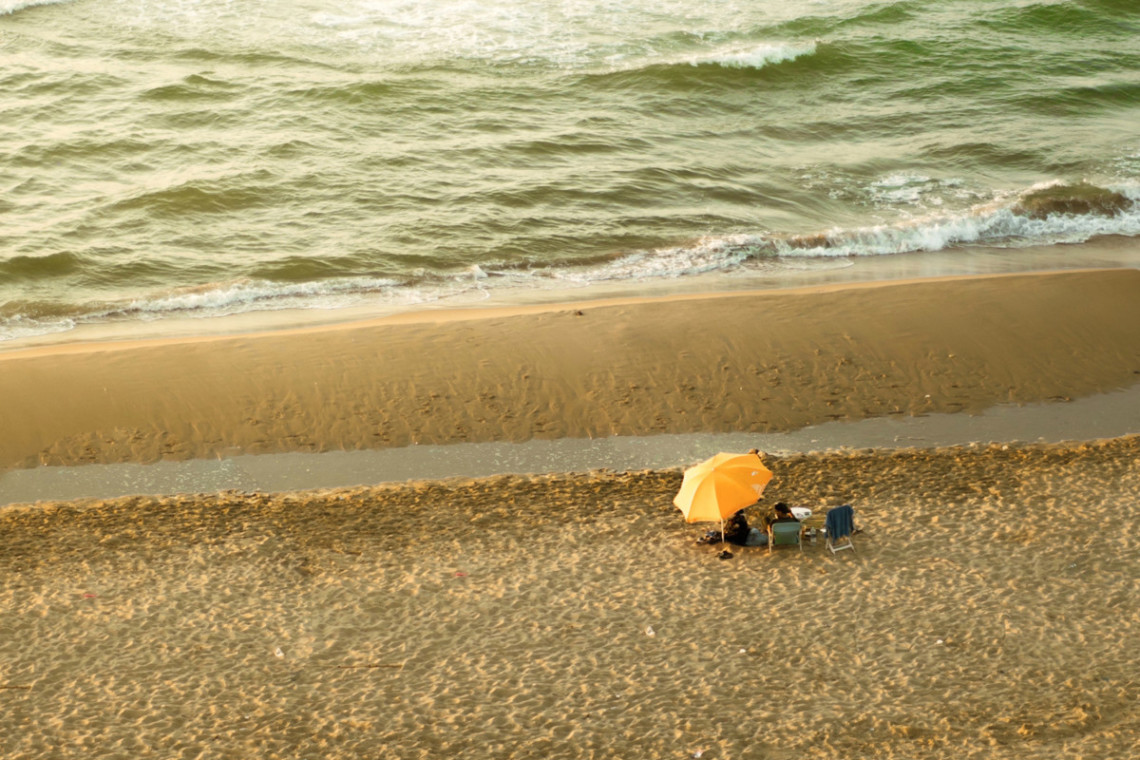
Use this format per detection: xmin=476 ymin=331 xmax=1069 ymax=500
xmin=3 ymin=384 xmax=1138 ymax=507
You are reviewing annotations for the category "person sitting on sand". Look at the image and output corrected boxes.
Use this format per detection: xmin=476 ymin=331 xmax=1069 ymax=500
xmin=726 ymin=507 xmax=776 ymax=547
xmin=722 ymin=509 xmax=752 ymax=546
xmin=697 ymin=508 xmax=756 ymax=546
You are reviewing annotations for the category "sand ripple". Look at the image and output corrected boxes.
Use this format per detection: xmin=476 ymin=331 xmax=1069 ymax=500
xmin=2 ymin=438 xmax=1139 ymax=758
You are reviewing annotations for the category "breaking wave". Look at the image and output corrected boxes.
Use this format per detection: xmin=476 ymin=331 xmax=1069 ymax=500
xmin=768 ymin=181 xmax=1139 ymax=257
xmin=4 ymin=181 xmax=1137 ymax=344
xmin=680 ymin=40 xmax=818 ymax=70
xmin=0 ymin=0 xmax=74 ymax=16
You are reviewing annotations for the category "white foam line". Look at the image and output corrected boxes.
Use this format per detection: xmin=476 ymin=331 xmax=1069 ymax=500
xmin=4 ymin=182 xmax=1139 ymax=344
xmin=0 ymin=0 xmax=73 ymax=15
xmin=688 ymin=41 xmax=817 ymax=69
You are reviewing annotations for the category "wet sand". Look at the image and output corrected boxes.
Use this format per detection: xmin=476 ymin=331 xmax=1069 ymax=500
xmin=2 ymin=268 xmax=1140 ymax=471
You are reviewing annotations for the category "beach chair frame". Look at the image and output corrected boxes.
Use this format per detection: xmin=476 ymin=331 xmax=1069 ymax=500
xmin=825 ymin=505 xmax=856 ymax=555
xmin=826 ymin=533 xmax=855 ymax=554
xmin=768 ymin=521 xmax=803 ymax=554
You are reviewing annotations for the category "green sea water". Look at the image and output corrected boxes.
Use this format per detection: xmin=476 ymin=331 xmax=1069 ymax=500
xmin=2 ymin=0 xmax=1139 ymax=341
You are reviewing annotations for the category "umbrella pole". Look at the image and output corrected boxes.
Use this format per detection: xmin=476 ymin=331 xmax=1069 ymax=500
xmin=720 ymin=518 xmax=725 ymax=544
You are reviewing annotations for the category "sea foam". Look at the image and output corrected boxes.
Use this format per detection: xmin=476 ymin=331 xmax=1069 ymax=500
xmin=3 ymin=182 xmax=1138 ymax=344
xmin=771 ymin=182 xmax=1140 ymax=258
xmin=0 ymin=0 xmax=73 ymax=15
xmin=689 ymin=41 xmax=817 ymax=69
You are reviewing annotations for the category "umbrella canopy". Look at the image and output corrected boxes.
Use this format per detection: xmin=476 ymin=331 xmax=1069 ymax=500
xmin=673 ymin=451 xmax=773 ymax=525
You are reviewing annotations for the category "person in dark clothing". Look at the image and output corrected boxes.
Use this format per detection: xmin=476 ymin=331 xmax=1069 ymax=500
xmin=696 ymin=508 xmax=755 ymax=546
xmin=722 ymin=509 xmax=752 ymax=546
xmin=766 ymin=502 xmax=799 ymax=527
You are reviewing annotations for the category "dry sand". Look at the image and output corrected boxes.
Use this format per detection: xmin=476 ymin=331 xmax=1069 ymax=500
xmin=3 ymin=268 xmax=1140 ymax=759
xmin=2 ymin=269 xmax=1140 ymax=470
xmin=2 ymin=438 xmax=1139 ymax=759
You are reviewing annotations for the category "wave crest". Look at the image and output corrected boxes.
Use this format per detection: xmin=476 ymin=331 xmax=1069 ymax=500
xmin=0 ymin=0 xmax=73 ymax=16
xmin=586 ymin=39 xmax=821 ymax=92
xmin=0 ymin=251 xmax=84 ymax=282
xmin=111 ymin=178 xmax=275 ymax=216
xmin=765 ymin=182 xmax=1139 ymax=257
xmin=685 ymin=41 xmax=818 ymax=70
xmin=3 ymin=181 xmax=1138 ymax=344
xmin=1012 ymin=181 xmax=1133 ymax=220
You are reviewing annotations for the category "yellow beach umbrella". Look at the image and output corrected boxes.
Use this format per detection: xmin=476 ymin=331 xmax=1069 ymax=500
xmin=674 ymin=451 xmax=773 ymax=539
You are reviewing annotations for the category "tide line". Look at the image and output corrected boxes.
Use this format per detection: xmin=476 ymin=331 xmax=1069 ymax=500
xmin=2 ymin=384 xmax=1139 ymax=507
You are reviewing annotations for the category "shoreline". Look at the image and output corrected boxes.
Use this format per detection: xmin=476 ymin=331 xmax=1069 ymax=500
xmin=5 ymin=234 xmax=1140 ymax=355
xmin=4 ymin=267 xmax=1140 ymax=473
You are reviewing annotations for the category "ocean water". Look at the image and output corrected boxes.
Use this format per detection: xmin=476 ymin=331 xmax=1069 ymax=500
xmin=2 ymin=0 xmax=1139 ymax=343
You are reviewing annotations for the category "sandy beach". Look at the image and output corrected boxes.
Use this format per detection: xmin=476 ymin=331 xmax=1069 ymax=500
xmin=3 ymin=268 xmax=1140 ymax=471
xmin=8 ymin=0 xmax=1140 ymax=754
xmin=3 ymin=268 xmax=1140 ymax=759
xmin=2 ymin=439 xmax=1139 ymax=759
